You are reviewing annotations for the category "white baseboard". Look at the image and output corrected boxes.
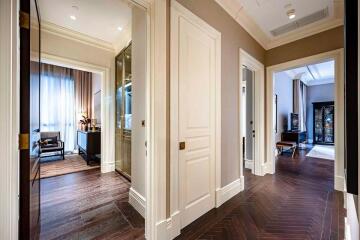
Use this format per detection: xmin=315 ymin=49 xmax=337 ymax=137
xmin=160 ymin=178 xmax=245 ymax=239
xmin=261 ymin=162 xmax=272 ymax=175
xmin=129 ymin=187 xmax=146 ymax=218
xmin=157 ymin=177 xmax=245 ymax=239
xmin=101 ymin=162 xmax=114 ymax=173
xmin=216 ymin=177 xmax=244 ymax=207
xmin=155 ymin=211 xmax=181 ymax=240
xmin=344 ymin=192 xmax=359 ymax=240
xmin=244 ymin=159 xmax=253 ymax=170
xmin=335 ymin=175 xmax=345 ymax=191
xmin=166 ymin=211 xmax=181 ymax=239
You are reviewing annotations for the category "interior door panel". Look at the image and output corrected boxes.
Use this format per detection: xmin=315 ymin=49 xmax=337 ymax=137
xmin=19 ymin=0 xmax=41 ymax=239
xmin=176 ymin=16 xmax=217 ymax=228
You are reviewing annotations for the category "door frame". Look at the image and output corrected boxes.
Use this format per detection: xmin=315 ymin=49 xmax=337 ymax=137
xmin=40 ymin=53 xmax=112 ymax=173
xmin=239 ymin=49 xmax=265 ymax=176
xmin=265 ymin=48 xmax=345 ymax=191
xmin=1 ymin=0 xmax=169 ymax=239
xmin=0 ymin=0 xmax=21 ymax=238
xmin=169 ymin=0 xmax=221 ymax=235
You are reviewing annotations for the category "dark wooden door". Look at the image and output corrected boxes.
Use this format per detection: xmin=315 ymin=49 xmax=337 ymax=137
xmin=344 ymin=0 xmax=358 ymax=195
xmin=19 ymin=0 xmax=41 ymax=239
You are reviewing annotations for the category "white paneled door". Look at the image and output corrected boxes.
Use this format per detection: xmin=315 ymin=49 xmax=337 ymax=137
xmin=171 ymin=2 xmax=221 ymax=229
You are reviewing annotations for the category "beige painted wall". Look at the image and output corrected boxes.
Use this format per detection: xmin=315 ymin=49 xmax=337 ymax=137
xmin=176 ymin=0 xmax=266 ymax=187
xmin=41 ymin=31 xmax=117 ymax=69
xmin=265 ymin=26 xmax=344 ymax=66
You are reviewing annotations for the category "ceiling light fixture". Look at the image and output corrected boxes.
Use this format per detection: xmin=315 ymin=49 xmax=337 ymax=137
xmin=70 ymin=15 xmax=76 ymax=20
xmin=117 ymin=26 xmax=123 ymax=31
xmin=287 ymin=9 xmax=296 ymax=19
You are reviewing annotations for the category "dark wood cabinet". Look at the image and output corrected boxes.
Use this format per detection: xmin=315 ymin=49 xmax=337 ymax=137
xmin=313 ymin=101 xmax=334 ymax=145
xmin=281 ymin=131 xmax=307 ymax=145
xmin=77 ymin=130 xmax=101 ymax=165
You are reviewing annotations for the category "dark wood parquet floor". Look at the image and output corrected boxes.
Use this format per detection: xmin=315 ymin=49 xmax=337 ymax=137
xmin=176 ymin=146 xmax=345 ymax=240
xmin=40 ymin=169 xmax=145 ymax=240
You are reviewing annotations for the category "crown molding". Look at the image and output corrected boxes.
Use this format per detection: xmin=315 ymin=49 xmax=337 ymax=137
xmin=40 ymin=21 xmax=116 ymax=53
xmin=215 ymin=0 xmax=344 ymax=50
xmin=214 ymin=0 xmax=268 ymax=49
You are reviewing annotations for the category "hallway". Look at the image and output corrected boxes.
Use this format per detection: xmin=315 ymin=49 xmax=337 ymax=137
xmin=176 ymin=147 xmax=345 ymax=239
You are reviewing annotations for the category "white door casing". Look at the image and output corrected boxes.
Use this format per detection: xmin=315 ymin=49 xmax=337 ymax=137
xmin=170 ymin=0 xmax=221 ymax=230
xmin=265 ymin=49 xmax=345 ymax=191
xmin=239 ymin=49 xmax=265 ymax=177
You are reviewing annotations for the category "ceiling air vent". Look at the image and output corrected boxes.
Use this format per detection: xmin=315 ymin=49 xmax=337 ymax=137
xmin=270 ymin=7 xmax=329 ymax=37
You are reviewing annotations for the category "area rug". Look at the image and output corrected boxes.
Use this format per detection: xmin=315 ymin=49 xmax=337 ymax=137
xmin=306 ymin=145 xmax=335 ymax=160
xmin=40 ymin=154 xmax=100 ymax=179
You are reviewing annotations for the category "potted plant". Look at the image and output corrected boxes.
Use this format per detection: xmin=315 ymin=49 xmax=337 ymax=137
xmin=79 ymin=114 xmax=91 ymax=131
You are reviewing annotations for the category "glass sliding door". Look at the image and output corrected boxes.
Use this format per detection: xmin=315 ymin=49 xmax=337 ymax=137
xmin=115 ymin=43 xmax=132 ymax=179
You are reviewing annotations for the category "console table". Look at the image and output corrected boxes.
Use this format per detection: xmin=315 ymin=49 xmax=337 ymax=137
xmin=77 ymin=130 xmax=101 ymax=165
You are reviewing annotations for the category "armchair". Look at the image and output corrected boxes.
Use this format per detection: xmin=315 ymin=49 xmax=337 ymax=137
xmin=39 ymin=131 xmax=65 ymax=159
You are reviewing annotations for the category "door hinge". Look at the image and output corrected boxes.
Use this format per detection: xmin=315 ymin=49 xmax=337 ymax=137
xmin=19 ymin=133 xmax=30 ymax=150
xmin=19 ymin=11 xmax=30 ymax=29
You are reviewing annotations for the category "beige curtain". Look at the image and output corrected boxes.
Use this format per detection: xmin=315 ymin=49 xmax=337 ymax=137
xmin=73 ymin=69 xmax=93 ymax=119
xmin=293 ymin=79 xmax=307 ymax=131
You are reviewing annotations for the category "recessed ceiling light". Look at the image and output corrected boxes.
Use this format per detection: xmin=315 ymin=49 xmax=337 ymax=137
xmin=287 ymin=9 xmax=296 ymax=19
xmin=117 ymin=26 xmax=123 ymax=31
xmin=70 ymin=15 xmax=76 ymax=20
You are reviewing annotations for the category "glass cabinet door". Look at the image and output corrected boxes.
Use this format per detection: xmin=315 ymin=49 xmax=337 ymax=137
xmin=313 ymin=102 xmax=334 ymax=145
xmin=323 ymin=105 xmax=334 ymax=143
xmin=115 ymin=44 xmax=132 ymax=179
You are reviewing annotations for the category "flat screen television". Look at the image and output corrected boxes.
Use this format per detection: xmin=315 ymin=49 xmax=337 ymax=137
xmin=290 ymin=113 xmax=299 ymax=131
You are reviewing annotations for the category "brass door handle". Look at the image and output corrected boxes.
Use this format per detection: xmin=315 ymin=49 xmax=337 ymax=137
xmin=179 ymin=141 xmax=185 ymax=150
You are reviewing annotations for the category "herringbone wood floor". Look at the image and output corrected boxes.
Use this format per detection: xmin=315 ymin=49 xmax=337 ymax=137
xmin=40 ymin=169 xmax=145 ymax=240
xmin=176 ymin=147 xmax=345 ymax=240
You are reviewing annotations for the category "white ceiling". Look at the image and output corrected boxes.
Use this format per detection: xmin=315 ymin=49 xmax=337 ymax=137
xmin=37 ymin=0 xmax=132 ymax=44
xmin=215 ymin=0 xmax=343 ymax=49
xmin=238 ymin=0 xmax=335 ymax=38
xmin=281 ymin=60 xmax=335 ymax=86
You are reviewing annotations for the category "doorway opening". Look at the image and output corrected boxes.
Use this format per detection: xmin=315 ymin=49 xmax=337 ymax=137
xmin=21 ymin=0 xmax=150 ymax=239
xmin=266 ymin=49 xmax=344 ymax=191
xmin=273 ymin=60 xmax=335 ymax=174
xmin=241 ymin=66 xmax=255 ymax=174
xmin=239 ymin=49 xmax=265 ymax=178
xmin=38 ymin=55 xmax=106 ymax=179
